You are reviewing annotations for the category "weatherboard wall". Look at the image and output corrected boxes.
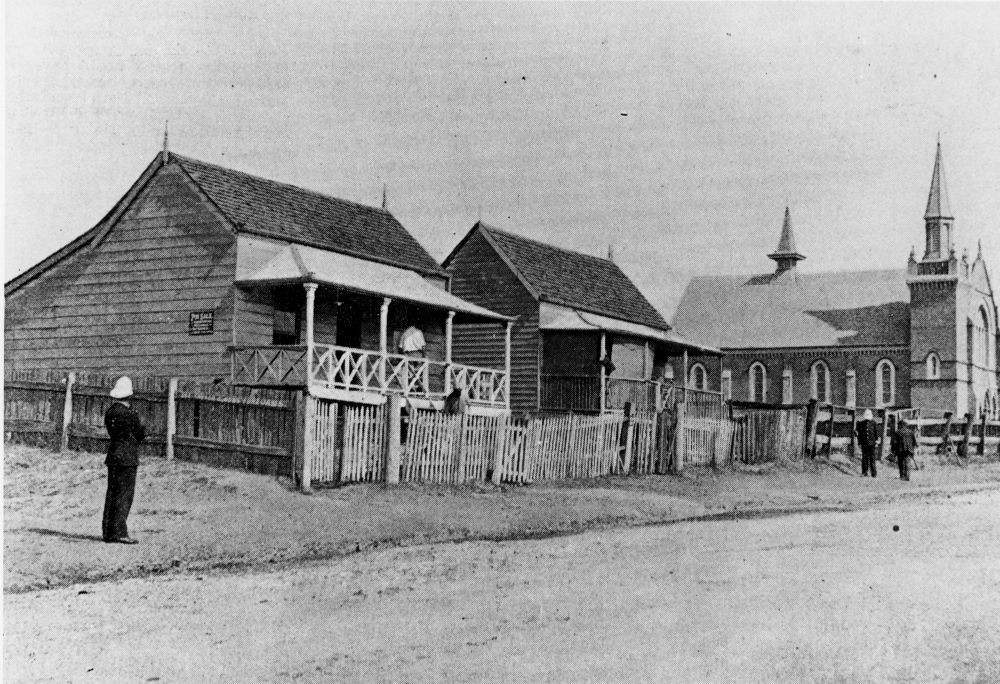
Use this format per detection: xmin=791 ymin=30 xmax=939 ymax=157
xmin=5 ymin=163 xmax=238 ymax=380
xmin=446 ymin=228 xmax=540 ymax=414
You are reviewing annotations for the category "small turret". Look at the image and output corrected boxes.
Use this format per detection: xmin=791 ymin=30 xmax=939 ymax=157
xmin=768 ymin=207 xmax=806 ymax=277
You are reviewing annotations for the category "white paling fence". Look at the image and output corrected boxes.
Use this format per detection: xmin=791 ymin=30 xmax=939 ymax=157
xmin=304 ymin=399 xmax=738 ymax=488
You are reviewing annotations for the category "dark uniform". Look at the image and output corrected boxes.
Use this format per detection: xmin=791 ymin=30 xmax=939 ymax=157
xmin=891 ymin=420 xmax=916 ymax=482
xmin=856 ymin=418 xmax=879 ymax=477
xmin=103 ymin=401 xmax=146 ymax=542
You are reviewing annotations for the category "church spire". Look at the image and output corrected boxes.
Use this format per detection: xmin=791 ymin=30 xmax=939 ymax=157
xmin=768 ymin=206 xmax=805 ymax=276
xmin=922 ymin=141 xmax=954 ymax=261
xmin=924 ymin=140 xmax=953 ymax=220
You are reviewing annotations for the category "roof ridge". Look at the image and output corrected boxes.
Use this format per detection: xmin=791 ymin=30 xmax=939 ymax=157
xmin=478 ymin=222 xmax=616 ymax=267
xmin=171 ymin=152 xmax=392 ymax=216
xmin=693 ymin=266 xmax=908 ymax=280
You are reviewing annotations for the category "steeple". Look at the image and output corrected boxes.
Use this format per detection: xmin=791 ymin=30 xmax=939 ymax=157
xmin=768 ymin=206 xmax=805 ymax=276
xmin=922 ymin=140 xmax=954 ymax=260
xmin=924 ymin=140 xmax=953 ymax=221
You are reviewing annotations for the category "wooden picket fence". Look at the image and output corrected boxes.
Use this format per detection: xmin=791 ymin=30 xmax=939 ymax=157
xmin=339 ymin=404 xmax=387 ymax=483
xmin=732 ymin=406 xmax=808 ymax=465
xmin=4 ymin=368 xmax=297 ymax=476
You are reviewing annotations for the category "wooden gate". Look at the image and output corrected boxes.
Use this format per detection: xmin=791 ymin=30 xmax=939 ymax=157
xmin=340 ymin=403 xmax=386 ymax=483
xmin=732 ymin=405 xmax=808 ymax=464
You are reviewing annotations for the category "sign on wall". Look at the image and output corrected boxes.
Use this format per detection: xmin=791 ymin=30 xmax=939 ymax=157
xmin=188 ymin=311 xmax=215 ymax=336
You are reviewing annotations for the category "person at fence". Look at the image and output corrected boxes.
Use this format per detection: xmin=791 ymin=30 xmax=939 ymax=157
xmin=102 ymin=376 xmax=146 ymax=544
xmin=891 ymin=417 xmax=916 ymax=482
xmin=856 ymin=409 xmax=879 ymax=477
xmin=443 ymin=381 xmax=468 ymax=415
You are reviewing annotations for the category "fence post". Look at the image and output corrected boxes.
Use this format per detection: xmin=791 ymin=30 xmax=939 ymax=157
xmin=805 ymin=399 xmax=819 ymax=459
xmin=292 ymin=391 xmax=311 ymax=493
xmin=491 ymin=415 xmax=507 ymax=486
xmin=961 ymin=412 xmax=974 ymax=458
xmin=848 ymin=407 xmax=857 ymax=460
xmin=880 ymin=409 xmax=891 ymax=461
xmin=384 ymin=394 xmax=402 ymax=484
xmin=59 ymin=371 xmax=76 ymax=452
xmin=620 ymin=401 xmax=632 ymax=473
xmin=824 ymin=404 xmax=835 ymax=459
xmin=978 ymin=411 xmax=988 ymax=456
xmin=455 ymin=413 xmax=468 ymax=483
xmin=165 ymin=378 xmax=178 ymax=460
xmin=671 ymin=401 xmax=685 ymax=473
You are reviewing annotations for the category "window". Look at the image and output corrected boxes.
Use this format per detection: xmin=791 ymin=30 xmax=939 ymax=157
xmin=926 ymin=352 xmax=940 ymax=379
xmin=845 ymin=369 xmax=857 ymax=408
xmin=688 ymin=363 xmax=708 ymax=390
xmin=810 ymin=361 xmax=831 ymax=403
xmin=272 ymin=308 xmax=299 ymax=345
xmin=782 ymin=368 xmax=793 ymax=404
xmin=876 ymin=359 xmax=896 ymax=407
xmin=928 ymin=225 xmax=940 ymax=256
xmin=721 ymin=369 xmax=732 ymax=402
xmin=749 ymin=362 xmax=767 ymax=402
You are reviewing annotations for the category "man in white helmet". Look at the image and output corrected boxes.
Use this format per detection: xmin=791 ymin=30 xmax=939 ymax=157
xmin=856 ymin=408 xmax=879 ymax=477
xmin=102 ymin=376 xmax=146 ymax=544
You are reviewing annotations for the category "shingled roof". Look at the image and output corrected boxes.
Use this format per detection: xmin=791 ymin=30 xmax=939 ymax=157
xmin=452 ymin=222 xmax=670 ymax=331
xmin=173 ymin=153 xmax=445 ymax=276
xmin=672 ymin=269 xmax=911 ymax=349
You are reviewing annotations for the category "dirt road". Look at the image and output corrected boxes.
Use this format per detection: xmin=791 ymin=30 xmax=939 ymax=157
xmin=6 ymin=489 xmax=999 ymax=682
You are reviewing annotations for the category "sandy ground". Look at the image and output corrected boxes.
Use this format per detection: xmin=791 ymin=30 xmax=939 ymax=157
xmin=6 ymin=444 xmax=1000 ymax=594
xmin=5 ymin=489 xmax=999 ymax=683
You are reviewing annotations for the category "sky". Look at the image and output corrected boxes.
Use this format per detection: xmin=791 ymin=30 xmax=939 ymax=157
xmin=6 ymin=2 xmax=1000 ymax=319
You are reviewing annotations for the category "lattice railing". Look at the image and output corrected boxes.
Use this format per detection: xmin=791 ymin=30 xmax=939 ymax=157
xmin=231 ymin=346 xmax=309 ymax=386
xmin=233 ymin=344 xmax=507 ymax=407
xmin=450 ymin=363 xmax=508 ymax=408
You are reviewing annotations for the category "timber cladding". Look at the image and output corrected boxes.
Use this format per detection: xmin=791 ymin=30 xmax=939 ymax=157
xmin=445 ymin=228 xmax=540 ymax=414
xmin=5 ymin=164 xmax=238 ymax=380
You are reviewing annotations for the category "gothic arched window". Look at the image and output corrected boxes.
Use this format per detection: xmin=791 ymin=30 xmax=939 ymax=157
xmin=810 ymin=361 xmax=831 ymax=403
xmin=688 ymin=363 xmax=708 ymax=391
xmin=749 ymin=362 xmax=767 ymax=403
xmin=876 ymin=359 xmax=896 ymax=407
xmin=926 ymin=352 xmax=941 ymax=379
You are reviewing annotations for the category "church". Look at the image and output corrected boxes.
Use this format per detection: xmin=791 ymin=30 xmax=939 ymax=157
xmin=672 ymin=143 xmax=999 ymax=417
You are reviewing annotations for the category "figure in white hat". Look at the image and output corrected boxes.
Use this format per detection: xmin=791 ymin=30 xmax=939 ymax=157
xmin=855 ymin=408 xmax=879 ymax=477
xmin=102 ymin=376 xmax=146 ymax=543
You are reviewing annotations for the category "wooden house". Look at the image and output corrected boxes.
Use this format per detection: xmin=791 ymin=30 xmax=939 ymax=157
xmin=443 ymin=222 xmax=716 ymax=414
xmin=5 ymin=148 xmax=511 ymax=410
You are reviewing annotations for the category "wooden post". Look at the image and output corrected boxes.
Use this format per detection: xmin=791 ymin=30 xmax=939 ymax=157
xmin=824 ymin=404 xmax=835 ymax=459
xmin=504 ymin=321 xmax=513 ymax=410
xmin=455 ymin=413 xmax=468 ymax=483
xmin=620 ymin=401 xmax=633 ymax=473
xmin=490 ymin=415 xmax=507 ymax=486
xmin=384 ymin=394 xmax=402 ymax=484
xmin=805 ymin=399 xmax=819 ymax=459
xmin=303 ymin=282 xmax=318 ymax=383
xmin=940 ymin=411 xmax=954 ymax=455
xmin=961 ymin=412 xmax=974 ymax=458
xmin=978 ymin=411 xmax=988 ymax=456
xmin=671 ymin=401 xmax=685 ymax=473
xmin=880 ymin=409 xmax=891 ymax=461
xmin=848 ymin=407 xmax=857 ymax=460
xmin=165 ymin=378 xmax=178 ymax=460
xmin=59 ymin=371 xmax=75 ymax=452
xmin=682 ymin=349 xmax=689 ymax=403
xmin=444 ymin=311 xmax=455 ymax=395
xmin=599 ymin=331 xmax=607 ymax=414
xmin=292 ymin=391 xmax=310 ymax=493
xmin=379 ymin=297 xmax=391 ymax=390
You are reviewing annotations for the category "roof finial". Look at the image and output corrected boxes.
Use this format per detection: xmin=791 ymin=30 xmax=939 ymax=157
xmin=768 ymin=206 xmax=806 ymax=275
xmin=607 ymin=243 xmax=615 ymax=262
xmin=381 ymin=182 xmax=388 ymax=210
xmin=162 ymin=121 xmax=169 ymax=163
